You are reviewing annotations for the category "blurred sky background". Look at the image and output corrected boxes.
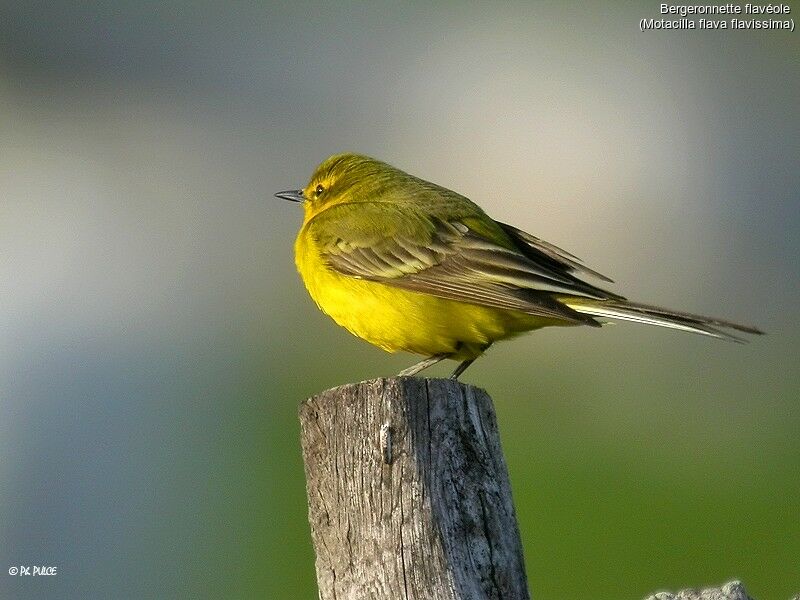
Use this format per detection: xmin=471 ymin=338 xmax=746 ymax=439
xmin=1 ymin=2 xmax=798 ymax=599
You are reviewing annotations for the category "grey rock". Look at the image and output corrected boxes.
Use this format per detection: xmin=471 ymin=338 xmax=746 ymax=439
xmin=645 ymin=580 xmax=753 ymax=600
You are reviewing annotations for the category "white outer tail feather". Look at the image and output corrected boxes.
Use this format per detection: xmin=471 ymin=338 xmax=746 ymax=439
xmin=562 ymin=299 xmax=761 ymax=343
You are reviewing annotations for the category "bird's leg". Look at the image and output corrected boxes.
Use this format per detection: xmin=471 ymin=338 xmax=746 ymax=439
xmin=398 ymin=354 xmax=448 ymax=377
xmin=449 ymin=359 xmax=476 ymax=379
xmin=449 ymin=342 xmax=493 ymax=379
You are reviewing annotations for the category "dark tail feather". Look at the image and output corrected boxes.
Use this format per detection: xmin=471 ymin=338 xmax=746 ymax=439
xmin=562 ymin=298 xmax=764 ymax=342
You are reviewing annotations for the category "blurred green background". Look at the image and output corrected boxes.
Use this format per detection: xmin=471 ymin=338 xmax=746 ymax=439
xmin=1 ymin=2 xmax=798 ymax=599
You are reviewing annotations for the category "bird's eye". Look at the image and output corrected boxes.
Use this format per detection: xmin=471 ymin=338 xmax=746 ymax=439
xmin=315 ymin=184 xmax=325 ymax=196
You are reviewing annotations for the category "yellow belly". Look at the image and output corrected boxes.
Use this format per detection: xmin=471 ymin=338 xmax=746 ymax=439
xmin=295 ymin=232 xmax=560 ymax=359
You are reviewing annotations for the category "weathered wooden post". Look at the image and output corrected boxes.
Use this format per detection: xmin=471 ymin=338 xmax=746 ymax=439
xmin=299 ymin=377 xmax=530 ymax=600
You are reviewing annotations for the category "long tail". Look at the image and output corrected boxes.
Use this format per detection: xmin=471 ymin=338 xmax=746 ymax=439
xmin=562 ymin=298 xmax=764 ymax=343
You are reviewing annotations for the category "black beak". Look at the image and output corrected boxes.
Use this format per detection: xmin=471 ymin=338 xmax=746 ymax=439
xmin=275 ymin=189 xmax=304 ymax=203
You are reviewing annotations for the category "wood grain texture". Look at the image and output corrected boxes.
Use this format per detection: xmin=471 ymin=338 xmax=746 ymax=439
xmin=299 ymin=377 xmax=530 ymax=600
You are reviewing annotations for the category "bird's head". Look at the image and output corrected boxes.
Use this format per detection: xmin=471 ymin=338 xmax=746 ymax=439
xmin=276 ymin=153 xmax=403 ymax=220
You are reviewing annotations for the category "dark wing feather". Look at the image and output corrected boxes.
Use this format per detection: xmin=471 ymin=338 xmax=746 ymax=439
xmin=498 ymin=222 xmax=617 ymax=285
xmin=310 ymin=202 xmax=623 ymax=325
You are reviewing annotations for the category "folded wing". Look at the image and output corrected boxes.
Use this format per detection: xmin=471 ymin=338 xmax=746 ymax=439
xmin=310 ymin=202 xmax=626 ymax=326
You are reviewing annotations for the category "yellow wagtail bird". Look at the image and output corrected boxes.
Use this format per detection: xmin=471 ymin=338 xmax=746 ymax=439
xmin=277 ymin=153 xmax=762 ymax=379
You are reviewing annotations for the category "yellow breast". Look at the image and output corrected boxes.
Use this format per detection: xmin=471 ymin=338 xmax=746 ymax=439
xmin=294 ymin=228 xmax=551 ymax=359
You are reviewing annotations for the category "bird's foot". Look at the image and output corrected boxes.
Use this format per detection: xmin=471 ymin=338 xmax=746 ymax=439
xmin=398 ymin=354 xmax=448 ymax=377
